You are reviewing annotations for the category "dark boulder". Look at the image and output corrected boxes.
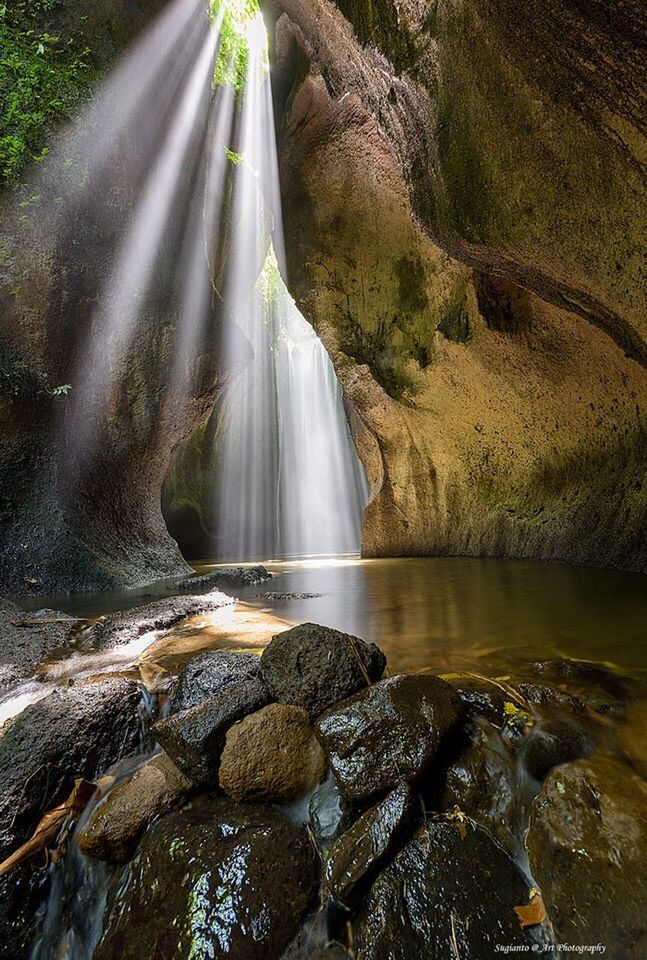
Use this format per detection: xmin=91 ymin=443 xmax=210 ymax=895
xmin=316 ymin=675 xmax=461 ymax=801
xmin=448 ymin=676 xmax=508 ymax=726
xmin=174 ymin=565 xmax=272 ymax=592
xmin=517 ymin=681 xmax=585 ymax=713
xmin=0 ymin=679 xmax=142 ymax=959
xmin=437 ymin=720 xmax=526 ymax=857
xmin=324 ymin=782 xmax=417 ymax=908
xmin=523 ymin=719 xmax=594 ymax=781
xmin=95 ymin=795 xmax=319 ymax=960
xmin=527 ymin=757 xmax=647 ymax=956
xmin=153 ymin=677 xmax=271 ymax=784
xmin=260 ymin=623 xmax=386 ymax=720
xmin=170 ymin=650 xmax=261 ymax=714
xmin=354 ymin=817 xmax=545 ymax=958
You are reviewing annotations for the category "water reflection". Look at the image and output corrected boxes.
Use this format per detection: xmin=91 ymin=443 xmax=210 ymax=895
xmin=223 ymin=558 xmax=647 ymax=674
xmin=14 ymin=558 xmax=647 ymax=676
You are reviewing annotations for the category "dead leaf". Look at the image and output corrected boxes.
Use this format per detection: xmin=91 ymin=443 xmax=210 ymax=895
xmin=514 ymin=893 xmax=547 ymax=928
xmin=0 ymin=778 xmax=96 ymax=877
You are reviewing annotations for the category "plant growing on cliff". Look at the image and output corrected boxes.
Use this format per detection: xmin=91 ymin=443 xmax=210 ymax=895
xmin=0 ymin=1 xmax=92 ymax=185
xmin=210 ymin=0 xmax=266 ymax=93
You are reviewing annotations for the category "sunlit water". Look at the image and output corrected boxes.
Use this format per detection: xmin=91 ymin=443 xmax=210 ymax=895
xmin=14 ymin=558 xmax=647 ymax=675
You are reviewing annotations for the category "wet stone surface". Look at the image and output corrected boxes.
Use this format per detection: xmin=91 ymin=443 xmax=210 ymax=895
xmin=316 ymin=674 xmax=461 ymax=801
xmin=170 ymin=650 xmax=261 ymax=714
xmin=77 ymin=752 xmax=194 ymax=863
xmin=153 ymin=676 xmax=271 ymax=784
xmin=323 ymin=782 xmax=417 ymax=908
xmin=527 ymin=756 xmax=647 ymax=957
xmin=175 ymin=566 xmax=272 ymax=592
xmin=260 ymin=623 xmax=386 ymax=720
xmin=95 ymin=795 xmax=319 ymax=960
xmin=354 ymin=817 xmax=546 ymax=958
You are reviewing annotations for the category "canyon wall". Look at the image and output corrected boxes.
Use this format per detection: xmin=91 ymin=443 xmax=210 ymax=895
xmin=265 ymin=0 xmax=647 ymax=571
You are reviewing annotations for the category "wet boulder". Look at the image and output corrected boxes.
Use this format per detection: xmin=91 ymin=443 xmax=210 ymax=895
xmin=0 ymin=680 xmax=142 ymax=857
xmin=522 ymin=719 xmax=594 ymax=781
xmin=517 ymin=681 xmax=585 ymax=713
xmin=260 ymin=623 xmax=386 ymax=719
xmin=354 ymin=817 xmax=544 ymax=958
xmin=77 ymin=752 xmax=194 ymax=862
xmin=153 ymin=676 xmax=271 ymax=784
xmin=437 ymin=720 xmax=526 ymax=857
xmin=219 ymin=703 xmax=326 ymax=803
xmin=324 ymin=782 xmax=417 ymax=908
xmin=448 ymin=676 xmax=507 ymax=726
xmin=95 ymin=795 xmax=319 ymax=960
xmin=316 ymin=675 xmax=461 ymax=801
xmin=526 ymin=756 xmax=647 ymax=956
xmin=170 ymin=650 xmax=261 ymax=714
xmin=0 ymin=680 xmax=142 ymax=959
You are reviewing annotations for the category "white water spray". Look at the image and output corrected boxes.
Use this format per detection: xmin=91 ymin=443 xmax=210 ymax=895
xmin=44 ymin=0 xmax=367 ymax=561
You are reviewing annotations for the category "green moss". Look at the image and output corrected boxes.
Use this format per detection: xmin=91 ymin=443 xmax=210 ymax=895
xmin=335 ymin=0 xmax=421 ymax=76
xmin=0 ymin=1 xmax=94 ymax=186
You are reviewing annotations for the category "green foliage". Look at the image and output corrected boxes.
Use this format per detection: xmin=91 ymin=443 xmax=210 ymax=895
xmin=211 ymin=0 xmax=265 ymax=93
xmin=0 ymin=349 xmax=71 ymax=402
xmin=0 ymin=1 xmax=93 ymax=185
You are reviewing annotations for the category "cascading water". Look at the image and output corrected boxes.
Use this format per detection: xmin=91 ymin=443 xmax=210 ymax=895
xmin=10 ymin=3 xmax=368 ymax=952
xmin=47 ymin=0 xmax=368 ymax=564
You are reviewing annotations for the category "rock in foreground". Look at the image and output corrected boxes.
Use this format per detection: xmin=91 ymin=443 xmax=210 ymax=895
xmin=170 ymin=650 xmax=261 ymax=714
xmin=0 ymin=679 xmax=142 ymax=958
xmin=95 ymin=796 xmax=318 ymax=960
xmin=316 ymin=675 xmax=461 ymax=801
xmin=527 ymin=757 xmax=647 ymax=956
xmin=153 ymin=677 xmax=271 ymax=784
xmin=219 ymin=703 xmax=326 ymax=803
xmin=355 ymin=818 xmax=544 ymax=958
xmin=77 ymin=752 xmax=194 ymax=862
xmin=260 ymin=623 xmax=386 ymax=719
xmin=324 ymin=782 xmax=417 ymax=908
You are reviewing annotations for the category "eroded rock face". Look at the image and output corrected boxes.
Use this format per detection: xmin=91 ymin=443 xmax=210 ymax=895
xmin=527 ymin=757 xmax=647 ymax=956
xmin=354 ymin=818 xmax=545 ymax=958
xmin=95 ymin=795 xmax=319 ymax=960
xmin=264 ymin=0 xmax=647 ymax=573
xmin=316 ymin=675 xmax=461 ymax=801
xmin=76 ymin=752 xmax=194 ymax=863
xmin=0 ymin=600 xmax=80 ymax=690
xmin=219 ymin=703 xmax=326 ymax=802
xmin=260 ymin=623 xmax=386 ymax=719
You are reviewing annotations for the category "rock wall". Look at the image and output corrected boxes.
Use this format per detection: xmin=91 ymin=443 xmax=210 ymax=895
xmin=0 ymin=0 xmax=205 ymax=594
xmin=266 ymin=0 xmax=647 ymax=571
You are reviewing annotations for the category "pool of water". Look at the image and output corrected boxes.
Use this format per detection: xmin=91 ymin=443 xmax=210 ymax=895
xmin=15 ymin=557 xmax=647 ymax=675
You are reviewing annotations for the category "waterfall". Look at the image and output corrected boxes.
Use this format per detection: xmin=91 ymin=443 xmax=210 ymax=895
xmin=39 ymin=0 xmax=367 ymax=562
xmin=213 ymin=254 xmax=369 ymax=560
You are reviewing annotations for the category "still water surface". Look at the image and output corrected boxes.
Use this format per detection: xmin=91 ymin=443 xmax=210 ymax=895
xmin=18 ymin=557 xmax=647 ymax=675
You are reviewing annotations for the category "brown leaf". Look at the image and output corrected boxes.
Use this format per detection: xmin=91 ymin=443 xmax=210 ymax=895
xmin=514 ymin=893 xmax=547 ymax=928
xmin=0 ymin=778 xmax=96 ymax=877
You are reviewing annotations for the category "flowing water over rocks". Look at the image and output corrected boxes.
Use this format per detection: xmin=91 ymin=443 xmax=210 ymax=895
xmin=0 ymin=567 xmax=645 ymax=958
